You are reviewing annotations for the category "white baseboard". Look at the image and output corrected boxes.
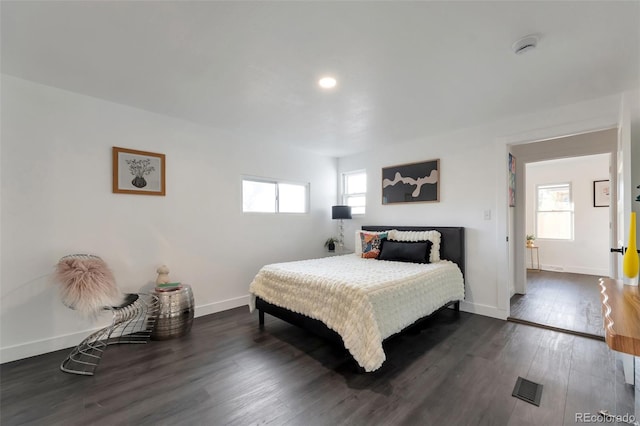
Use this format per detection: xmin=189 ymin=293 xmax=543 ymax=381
xmin=194 ymin=295 xmax=250 ymax=317
xmin=1 ymin=295 xmax=251 ymax=364
xmin=1 ymin=327 xmax=103 ymax=365
xmin=3 ymin=295 xmax=502 ymax=364
xmin=460 ymin=301 xmax=508 ymax=320
xmin=539 ymin=264 xmax=608 ymax=276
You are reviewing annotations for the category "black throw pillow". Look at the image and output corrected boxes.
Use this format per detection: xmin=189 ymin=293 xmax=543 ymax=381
xmin=377 ymin=240 xmax=432 ymax=264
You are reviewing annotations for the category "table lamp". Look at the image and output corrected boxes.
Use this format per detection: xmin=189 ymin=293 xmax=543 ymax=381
xmin=332 ymin=205 xmax=352 ymax=248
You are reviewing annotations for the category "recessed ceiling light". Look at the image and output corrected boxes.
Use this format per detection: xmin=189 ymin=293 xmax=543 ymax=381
xmin=318 ymin=77 xmax=337 ymax=89
xmin=512 ymin=34 xmax=539 ymax=55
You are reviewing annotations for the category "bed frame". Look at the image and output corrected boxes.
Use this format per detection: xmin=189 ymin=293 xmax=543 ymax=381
xmin=255 ymin=226 xmax=465 ymax=357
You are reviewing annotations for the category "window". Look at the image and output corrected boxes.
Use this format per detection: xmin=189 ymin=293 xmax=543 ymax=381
xmin=242 ymin=177 xmax=308 ymax=213
xmin=342 ymin=170 xmax=366 ymax=215
xmin=536 ymin=183 xmax=573 ymax=240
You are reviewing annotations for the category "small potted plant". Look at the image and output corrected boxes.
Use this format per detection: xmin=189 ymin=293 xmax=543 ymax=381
xmin=325 ymin=237 xmax=339 ymax=252
xmin=526 ymin=234 xmax=536 ymax=247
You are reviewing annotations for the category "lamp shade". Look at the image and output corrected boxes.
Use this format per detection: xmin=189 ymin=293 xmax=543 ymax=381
xmin=332 ymin=205 xmax=352 ymax=220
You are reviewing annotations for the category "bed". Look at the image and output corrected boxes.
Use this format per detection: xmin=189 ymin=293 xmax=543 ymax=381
xmin=249 ymin=226 xmax=465 ymax=372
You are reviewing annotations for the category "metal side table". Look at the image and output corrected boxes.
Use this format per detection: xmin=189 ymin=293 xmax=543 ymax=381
xmin=151 ymin=284 xmax=195 ymax=340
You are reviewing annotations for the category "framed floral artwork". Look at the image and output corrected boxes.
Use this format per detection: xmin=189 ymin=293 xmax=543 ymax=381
xmin=112 ymin=147 xmax=165 ymax=196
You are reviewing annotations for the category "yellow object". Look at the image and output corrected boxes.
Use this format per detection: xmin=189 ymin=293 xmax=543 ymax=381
xmin=623 ymin=212 xmax=639 ymax=279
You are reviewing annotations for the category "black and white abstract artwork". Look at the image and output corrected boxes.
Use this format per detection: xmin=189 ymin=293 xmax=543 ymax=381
xmin=382 ymin=159 xmax=440 ymax=204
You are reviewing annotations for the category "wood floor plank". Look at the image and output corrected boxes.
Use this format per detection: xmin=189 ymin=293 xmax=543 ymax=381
xmin=510 ymin=271 xmax=604 ymax=338
xmin=507 ymin=342 xmax=573 ymax=425
xmin=563 ymin=368 xmax=617 ymax=426
xmin=1 ymin=307 xmax=634 ymax=426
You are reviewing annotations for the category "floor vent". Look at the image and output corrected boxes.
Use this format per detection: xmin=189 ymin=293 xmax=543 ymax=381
xmin=512 ymin=376 xmax=543 ymax=406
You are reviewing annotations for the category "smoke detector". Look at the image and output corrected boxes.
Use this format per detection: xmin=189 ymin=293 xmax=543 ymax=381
xmin=512 ymin=34 xmax=539 ymax=55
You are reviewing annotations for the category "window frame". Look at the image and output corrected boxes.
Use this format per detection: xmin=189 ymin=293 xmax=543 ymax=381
xmin=341 ymin=170 xmax=367 ymax=215
xmin=242 ymin=176 xmax=309 ymax=214
xmin=535 ymin=182 xmax=574 ymax=241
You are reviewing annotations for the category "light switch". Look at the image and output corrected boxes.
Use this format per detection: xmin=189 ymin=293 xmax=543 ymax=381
xmin=484 ymin=210 xmax=491 ymax=220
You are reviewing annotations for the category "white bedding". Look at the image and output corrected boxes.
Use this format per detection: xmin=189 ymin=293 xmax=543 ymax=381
xmin=249 ymin=254 xmax=464 ymax=372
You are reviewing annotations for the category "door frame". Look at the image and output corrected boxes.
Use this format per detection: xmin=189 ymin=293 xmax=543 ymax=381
xmin=496 ymin=114 xmax=622 ymax=317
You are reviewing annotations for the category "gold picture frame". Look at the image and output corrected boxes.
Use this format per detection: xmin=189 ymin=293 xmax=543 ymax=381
xmin=112 ymin=147 xmax=166 ymax=196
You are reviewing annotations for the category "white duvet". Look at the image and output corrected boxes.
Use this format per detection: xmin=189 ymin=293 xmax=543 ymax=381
xmin=249 ymin=254 xmax=464 ymax=372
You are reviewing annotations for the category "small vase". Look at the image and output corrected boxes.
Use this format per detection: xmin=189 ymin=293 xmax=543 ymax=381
xmin=622 ymin=212 xmax=639 ymax=284
xmin=131 ymin=176 xmax=147 ymax=188
xmin=526 ymin=240 xmax=534 ymax=248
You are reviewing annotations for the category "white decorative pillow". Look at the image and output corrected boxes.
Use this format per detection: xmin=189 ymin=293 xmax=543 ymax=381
xmin=386 ymin=229 xmax=441 ymax=263
xmin=355 ymin=230 xmax=390 ymax=256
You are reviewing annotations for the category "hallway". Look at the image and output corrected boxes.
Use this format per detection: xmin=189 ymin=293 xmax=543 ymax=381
xmin=509 ymin=270 xmax=604 ymax=339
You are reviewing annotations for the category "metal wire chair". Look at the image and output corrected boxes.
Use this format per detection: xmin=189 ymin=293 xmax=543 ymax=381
xmin=60 ymin=293 xmax=159 ymax=375
xmin=56 ymin=254 xmax=159 ymax=375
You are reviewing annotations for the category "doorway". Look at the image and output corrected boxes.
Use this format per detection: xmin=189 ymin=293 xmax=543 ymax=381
xmin=510 ymin=270 xmax=605 ymax=337
xmin=507 ymin=130 xmax=617 ymax=339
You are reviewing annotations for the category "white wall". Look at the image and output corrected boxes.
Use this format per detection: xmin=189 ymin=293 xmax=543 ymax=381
xmin=339 ymin=93 xmax=628 ymax=320
xmin=0 ymin=75 xmax=337 ymax=362
xmin=2 ymin=75 xmax=637 ymax=362
xmin=339 ymin=133 xmax=501 ymax=318
xmin=525 ymin=154 xmax=610 ymax=275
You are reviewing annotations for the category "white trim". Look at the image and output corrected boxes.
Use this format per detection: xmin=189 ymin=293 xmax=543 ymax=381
xmin=1 ymin=326 xmax=102 ymax=364
xmin=495 ymin=94 xmax=621 ymax=318
xmin=495 ymin=141 xmax=511 ymax=313
xmin=460 ymin=301 xmax=508 ymax=320
xmin=341 ymin=169 xmax=367 ymax=215
xmin=1 ymin=295 xmax=251 ymax=364
xmin=0 ymin=296 xmax=517 ymax=363
xmin=537 ymin=265 xmax=609 ymax=277
xmin=194 ymin=295 xmax=249 ymax=317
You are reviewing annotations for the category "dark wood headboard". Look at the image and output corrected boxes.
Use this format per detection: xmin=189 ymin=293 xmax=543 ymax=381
xmin=361 ymin=226 xmax=465 ymax=278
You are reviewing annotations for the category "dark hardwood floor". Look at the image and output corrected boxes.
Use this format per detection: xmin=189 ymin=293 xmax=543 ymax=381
xmin=1 ymin=306 xmax=634 ymax=425
xmin=510 ymin=271 xmax=604 ymax=339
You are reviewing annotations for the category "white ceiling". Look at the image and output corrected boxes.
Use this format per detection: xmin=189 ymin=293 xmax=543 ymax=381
xmin=2 ymin=1 xmax=639 ymax=157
